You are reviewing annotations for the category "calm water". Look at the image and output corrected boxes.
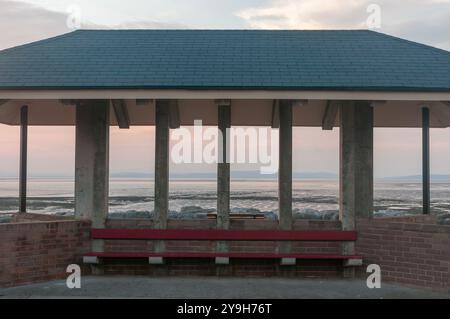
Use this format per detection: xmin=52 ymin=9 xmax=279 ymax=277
xmin=0 ymin=178 xmax=449 ymax=216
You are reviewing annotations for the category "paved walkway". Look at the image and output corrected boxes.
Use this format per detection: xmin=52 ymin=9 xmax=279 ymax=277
xmin=0 ymin=276 xmax=448 ymax=299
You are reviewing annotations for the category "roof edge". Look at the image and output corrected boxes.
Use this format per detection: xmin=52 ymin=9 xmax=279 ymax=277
xmin=1 ymin=89 xmax=450 ymax=101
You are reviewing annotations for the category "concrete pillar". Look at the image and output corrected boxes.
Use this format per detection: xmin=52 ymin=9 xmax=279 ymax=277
xmin=216 ymin=101 xmax=231 ymax=264
xmin=278 ymin=100 xmax=293 ymax=229
xmin=75 ymin=100 xmax=110 ymax=253
xmin=19 ymin=105 xmax=28 ymax=213
xmin=422 ymin=107 xmax=430 ymax=215
xmin=278 ymin=100 xmax=293 ymax=264
xmin=339 ymin=101 xmax=373 ymax=258
xmin=153 ymin=100 xmax=170 ymax=257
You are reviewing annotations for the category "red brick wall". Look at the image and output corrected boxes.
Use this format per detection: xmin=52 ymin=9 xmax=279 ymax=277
xmin=2 ymin=214 xmax=448 ymax=293
xmin=356 ymin=216 xmax=450 ymax=294
xmin=0 ymin=215 xmax=91 ymax=287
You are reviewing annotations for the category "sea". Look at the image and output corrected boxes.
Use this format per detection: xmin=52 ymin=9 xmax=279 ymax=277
xmin=0 ymin=178 xmax=449 ymax=217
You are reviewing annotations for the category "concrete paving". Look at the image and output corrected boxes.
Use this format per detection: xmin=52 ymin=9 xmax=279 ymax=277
xmin=0 ymin=276 xmax=448 ymax=299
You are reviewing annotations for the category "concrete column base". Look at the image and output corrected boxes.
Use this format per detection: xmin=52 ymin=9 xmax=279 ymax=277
xmin=148 ymin=257 xmax=164 ymax=265
xmin=344 ymin=258 xmax=363 ymax=267
xmin=83 ymin=256 xmax=100 ymax=264
xmin=215 ymin=257 xmax=230 ymax=265
xmin=280 ymin=258 xmax=296 ymax=266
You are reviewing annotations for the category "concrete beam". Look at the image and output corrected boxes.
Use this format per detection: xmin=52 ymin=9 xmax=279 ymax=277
xmin=339 ymin=101 xmax=373 ymax=258
xmin=214 ymin=99 xmax=231 ymax=107
xmin=59 ymin=99 xmax=77 ymax=106
xmin=111 ymin=99 xmax=130 ymax=129
xmin=216 ymin=100 xmax=231 ymax=264
xmin=322 ymin=101 xmax=340 ymax=130
xmin=293 ymin=99 xmax=308 ymax=107
xmin=136 ymin=99 xmax=153 ymax=106
xmin=369 ymin=100 xmax=387 ymax=107
xmin=75 ymin=100 xmax=110 ymax=233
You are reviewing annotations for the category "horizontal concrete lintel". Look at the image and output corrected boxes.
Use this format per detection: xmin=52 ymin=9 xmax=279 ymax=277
xmin=1 ymin=89 xmax=450 ymax=101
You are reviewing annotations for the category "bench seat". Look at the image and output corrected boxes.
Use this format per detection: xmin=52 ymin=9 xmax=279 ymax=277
xmin=83 ymin=228 xmax=362 ymax=266
xmin=89 ymin=228 xmax=358 ymax=241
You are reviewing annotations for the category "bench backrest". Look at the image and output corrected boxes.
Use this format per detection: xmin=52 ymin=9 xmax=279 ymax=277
xmin=91 ymin=229 xmax=357 ymax=241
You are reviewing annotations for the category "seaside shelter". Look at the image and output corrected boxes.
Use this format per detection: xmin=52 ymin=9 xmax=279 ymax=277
xmin=1 ymin=30 xmax=450 ymax=271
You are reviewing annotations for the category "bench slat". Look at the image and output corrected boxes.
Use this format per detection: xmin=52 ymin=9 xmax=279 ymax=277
xmin=91 ymin=229 xmax=357 ymax=241
xmin=84 ymin=251 xmax=362 ymax=260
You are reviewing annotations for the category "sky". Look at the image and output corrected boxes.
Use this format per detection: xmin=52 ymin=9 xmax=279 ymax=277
xmin=1 ymin=0 xmax=450 ymax=178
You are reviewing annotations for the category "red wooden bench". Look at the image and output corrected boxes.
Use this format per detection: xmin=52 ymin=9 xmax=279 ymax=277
xmin=83 ymin=228 xmax=362 ymax=266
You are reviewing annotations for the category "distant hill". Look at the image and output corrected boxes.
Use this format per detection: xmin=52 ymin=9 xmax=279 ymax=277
xmin=111 ymin=172 xmax=153 ymax=178
xmin=3 ymin=171 xmax=450 ymax=182
xmin=110 ymin=171 xmax=450 ymax=182
xmin=110 ymin=171 xmax=338 ymax=180
xmin=381 ymin=174 xmax=450 ymax=182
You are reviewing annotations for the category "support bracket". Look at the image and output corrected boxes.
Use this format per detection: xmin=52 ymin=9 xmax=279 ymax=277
xmin=111 ymin=99 xmax=130 ymax=129
xmin=322 ymin=101 xmax=340 ymax=130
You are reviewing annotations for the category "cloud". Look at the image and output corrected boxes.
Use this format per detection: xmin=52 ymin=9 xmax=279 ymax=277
xmin=381 ymin=5 xmax=450 ymax=50
xmin=0 ymin=0 xmax=186 ymax=50
xmin=84 ymin=20 xmax=186 ymax=30
xmin=236 ymin=0 xmax=368 ymax=29
xmin=235 ymin=0 xmax=450 ymax=50
xmin=0 ymin=0 xmax=71 ymax=49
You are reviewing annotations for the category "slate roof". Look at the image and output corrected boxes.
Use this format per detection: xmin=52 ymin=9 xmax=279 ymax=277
xmin=0 ymin=29 xmax=449 ymax=91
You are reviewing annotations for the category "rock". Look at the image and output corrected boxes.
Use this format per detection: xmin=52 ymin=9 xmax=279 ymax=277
xmin=230 ymin=207 xmax=261 ymax=214
xmin=321 ymin=210 xmax=339 ymax=220
xmin=109 ymin=211 xmax=154 ymax=219
xmin=262 ymin=211 xmax=277 ymax=220
xmin=438 ymin=218 xmax=450 ymax=225
xmin=0 ymin=215 xmax=12 ymax=223
xmin=293 ymin=208 xmax=322 ymax=220
xmin=55 ymin=211 xmax=73 ymax=217
xmin=374 ymin=210 xmax=410 ymax=218
xmin=437 ymin=212 xmax=450 ymax=225
xmin=180 ymin=206 xmax=204 ymax=214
